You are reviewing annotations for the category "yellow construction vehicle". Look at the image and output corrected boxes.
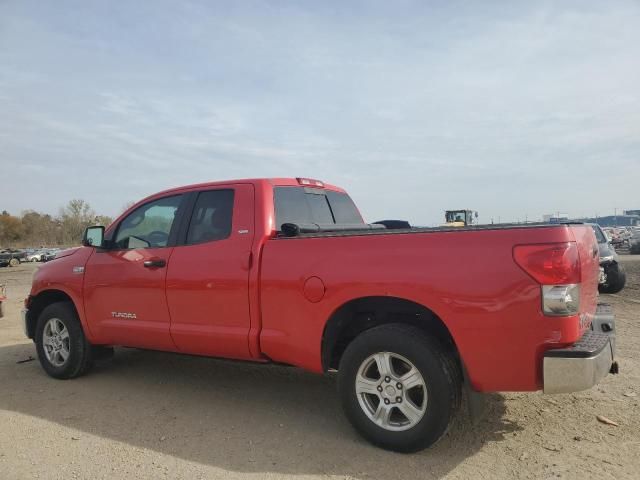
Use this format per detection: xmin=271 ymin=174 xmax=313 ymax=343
xmin=444 ymin=209 xmax=478 ymax=227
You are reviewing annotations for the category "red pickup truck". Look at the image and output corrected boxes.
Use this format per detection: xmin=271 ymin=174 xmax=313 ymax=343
xmin=22 ymin=178 xmax=617 ymax=452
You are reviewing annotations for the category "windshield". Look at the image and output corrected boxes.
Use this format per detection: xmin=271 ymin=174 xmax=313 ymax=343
xmin=446 ymin=211 xmax=467 ymax=223
xmin=591 ymin=225 xmax=606 ymax=243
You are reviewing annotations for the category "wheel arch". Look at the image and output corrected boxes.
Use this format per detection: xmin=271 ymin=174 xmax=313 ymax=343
xmin=321 ymin=296 xmax=459 ymax=372
xmin=26 ymin=289 xmax=78 ymax=339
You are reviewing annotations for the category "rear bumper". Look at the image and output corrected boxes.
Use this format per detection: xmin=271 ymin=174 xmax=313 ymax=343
xmin=543 ymin=304 xmax=617 ymax=394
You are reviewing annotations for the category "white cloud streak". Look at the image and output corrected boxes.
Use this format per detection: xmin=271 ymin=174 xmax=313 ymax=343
xmin=0 ymin=0 xmax=639 ymax=224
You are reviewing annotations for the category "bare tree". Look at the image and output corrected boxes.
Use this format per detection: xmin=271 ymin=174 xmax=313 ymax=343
xmin=0 ymin=212 xmax=25 ymax=246
xmin=21 ymin=210 xmax=61 ymax=246
xmin=94 ymin=215 xmax=114 ymax=227
xmin=1 ymin=200 xmax=113 ymax=247
xmin=60 ymin=199 xmax=96 ymax=245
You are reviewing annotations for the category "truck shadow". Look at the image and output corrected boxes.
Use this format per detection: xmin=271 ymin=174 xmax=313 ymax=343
xmin=0 ymin=343 xmax=522 ymax=479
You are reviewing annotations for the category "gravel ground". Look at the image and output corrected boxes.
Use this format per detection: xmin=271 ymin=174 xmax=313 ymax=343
xmin=0 ymin=258 xmax=638 ymax=480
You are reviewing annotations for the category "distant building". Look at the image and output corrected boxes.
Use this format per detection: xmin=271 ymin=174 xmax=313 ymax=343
xmin=543 ymin=213 xmax=569 ymax=223
xmin=582 ymin=215 xmax=640 ymax=227
xmin=624 ymin=209 xmax=640 ymax=216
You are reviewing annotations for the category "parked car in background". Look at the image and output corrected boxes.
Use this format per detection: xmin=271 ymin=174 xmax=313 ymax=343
xmin=603 ymin=227 xmax=632 ymax=249
xmin=630 ymin=229 xmax=640 ymax=254
xmin=0 ymin=249 xmax=27 ymax=267
xmin=41 ymin=250 xmax=60 ymax=262
xmin=25 ymin=250 xmax=46 ymax=262
xmin=591 ymin=224 xmax=626 ymax=293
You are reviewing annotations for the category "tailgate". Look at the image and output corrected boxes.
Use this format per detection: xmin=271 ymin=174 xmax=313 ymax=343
xmin=571 ymin=225 xmax=600 ymax=332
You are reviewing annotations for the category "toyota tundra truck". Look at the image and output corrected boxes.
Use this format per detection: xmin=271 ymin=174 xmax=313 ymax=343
xmin=22 ymin=178 xmax=618 ymax=452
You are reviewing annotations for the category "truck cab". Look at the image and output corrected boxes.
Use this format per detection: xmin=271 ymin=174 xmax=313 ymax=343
xmin=444 ymin=209 xmax=477 ymax=227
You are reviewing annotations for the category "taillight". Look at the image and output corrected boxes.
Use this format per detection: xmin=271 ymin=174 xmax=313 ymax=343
xmin=513 ymin=242 xmax=581 ymax=316
xmin=513 ymin=242 xmax=580 ymax=285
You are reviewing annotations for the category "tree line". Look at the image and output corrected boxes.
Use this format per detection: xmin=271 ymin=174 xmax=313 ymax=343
xmin=0 ymin=199 xmax=113 ymax=248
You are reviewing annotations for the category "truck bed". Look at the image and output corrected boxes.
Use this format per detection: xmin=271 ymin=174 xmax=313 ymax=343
xmin=261 ymin=220 xmax=599 ymax=392
xmin=276 ymin=221 xmax=584 ymax=239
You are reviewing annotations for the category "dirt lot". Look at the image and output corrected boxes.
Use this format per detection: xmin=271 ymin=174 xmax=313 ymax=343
xmin=0 ymin=259 xmax=638 ymax=480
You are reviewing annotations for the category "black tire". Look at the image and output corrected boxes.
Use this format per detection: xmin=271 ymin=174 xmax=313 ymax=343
xmin=599 ymin=263 xmax=626 ymax=294
xmin=338 ymin=324 xmax=461 ymax=452
xmin=35 ymin=302 xmax=94 ymax=379
xmin=8 ymin=258 xmax=19 ymax=267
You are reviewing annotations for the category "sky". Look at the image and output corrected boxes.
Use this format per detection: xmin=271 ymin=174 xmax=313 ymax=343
xmin=1 ymin=0 xmax=639 ymax=226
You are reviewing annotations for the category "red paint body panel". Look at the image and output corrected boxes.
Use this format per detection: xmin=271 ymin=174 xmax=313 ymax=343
xmin=572 ymin=225 xmax=600 ymax=330
xmin=84 ymin=247 xmax=177 ymax=351
xmin=27 ymin=178 xmax=600 ymax=393
xmin=259 ymin=225 xmax=597 ymax=391
xmin=29 ymin=247 xmax=96 ymax=341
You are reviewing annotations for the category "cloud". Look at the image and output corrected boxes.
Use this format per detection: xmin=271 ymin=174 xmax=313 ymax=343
xmin=1 ymin=0 xmax=639 ymax=224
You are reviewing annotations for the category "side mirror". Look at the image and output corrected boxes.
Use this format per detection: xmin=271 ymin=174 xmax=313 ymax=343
xmin=83 ymin=226 xmax=105 ymax=248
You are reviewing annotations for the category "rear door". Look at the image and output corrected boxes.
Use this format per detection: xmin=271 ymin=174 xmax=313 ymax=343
xmin=165 ymin=184 xmax=255 ymax=359
xmin=84 ymin=194 xmax=185 ymax=350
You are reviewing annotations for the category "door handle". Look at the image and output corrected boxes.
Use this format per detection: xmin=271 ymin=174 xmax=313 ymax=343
xmin=143 ymin=258 xmax=166 ymax=268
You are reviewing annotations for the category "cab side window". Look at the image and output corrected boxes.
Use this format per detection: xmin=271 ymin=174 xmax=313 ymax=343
xmin=114 ymin=195 xmax=183 ymax=249
xmin=186 ymin=189 xmax=234 ymax=244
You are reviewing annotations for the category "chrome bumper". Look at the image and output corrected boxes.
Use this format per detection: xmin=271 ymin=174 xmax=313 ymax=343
xmin=543 ymin=304 xmax=617 ymax=394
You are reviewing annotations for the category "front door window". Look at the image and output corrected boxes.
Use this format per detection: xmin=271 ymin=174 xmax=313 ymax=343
xmin=114 ymin=195 xmax=182 ymax=249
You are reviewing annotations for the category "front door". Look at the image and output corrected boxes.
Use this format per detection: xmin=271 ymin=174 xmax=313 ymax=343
xmin=166 ymin=184 xmax=254 ymax=359
xmin=83 ymin=194 xmax=184 ymax=350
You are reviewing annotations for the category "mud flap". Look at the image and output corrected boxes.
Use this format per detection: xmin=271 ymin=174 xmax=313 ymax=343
xmin=462 ymin=363 xmax=487 ymax=423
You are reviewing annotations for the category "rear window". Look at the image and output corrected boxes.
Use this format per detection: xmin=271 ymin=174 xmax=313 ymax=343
xmin=274 ymin=187 xmax=363 ymax=230
xmin=325 ymin=190 xmax=363 ymax=223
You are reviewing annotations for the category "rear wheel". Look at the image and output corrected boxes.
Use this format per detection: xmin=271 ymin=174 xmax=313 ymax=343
xmin=8 ymin=258 xmax=19 ymax=267
xmin=599 ymin=262 xmax=626 ymax=294
xmin=338 ymin=324 xmax=461 ymax=452
xmin=35 ymin=302 xmax=94 ymax=379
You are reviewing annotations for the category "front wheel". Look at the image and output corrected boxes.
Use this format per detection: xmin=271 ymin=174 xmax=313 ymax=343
xmin=8 ymin=258 xmax=19 ymax=267
xmin=338 ymin=324 xmax=461 ymax=452
xmin=599 ymin=262 xmax=626 ymax=294
xmin=35 ymin=302 xmax=94 ymax=379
